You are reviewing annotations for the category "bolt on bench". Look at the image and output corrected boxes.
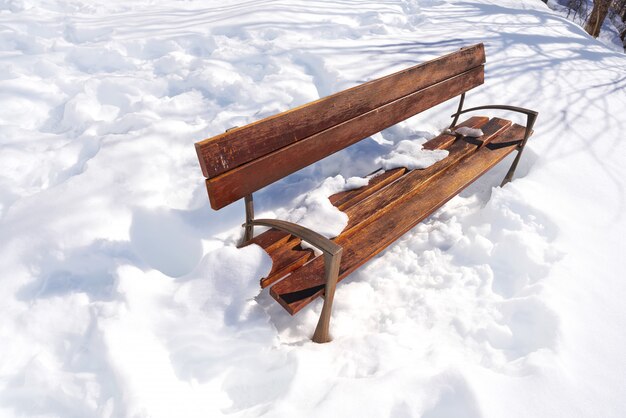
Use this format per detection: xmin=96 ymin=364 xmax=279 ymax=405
xmin=195 ymin=43 xmax=537 ymax=343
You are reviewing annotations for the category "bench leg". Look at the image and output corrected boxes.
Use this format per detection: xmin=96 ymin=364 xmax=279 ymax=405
xmin=239 ymin=194 xmax=255 ymax=246
xmin=501 ymin=147 xmax=525 ymax=186
xmin=449 ymin=92 xmax=466 ymax=129
xmin=312 ymin=249 xmax=343 ymax=344
xmin=447 ymin=103 xmax=538 ymax=187
xmin=501 ymin=112 xmax=537 ymax=187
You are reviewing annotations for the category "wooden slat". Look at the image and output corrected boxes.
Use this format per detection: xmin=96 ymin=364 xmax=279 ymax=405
xmin=330 ymin=168 xmax=406 ymax=209
xmin=248 ymin=229 xmax=312 ymax=288
xmin=254 ymin=117 xmax=490 ymax=288
xmin=270 ymin=123 xmax=527 ymax=314
xmin=249 ymin=228 xmax=291 ymax=253
xmin=343 ymin=117 xmax=510 ymax=231
xmin=206 ymin=66 xmax=485 ymax=210
xmin=328 ymin=116 xmax=489 ymax=210
xmin=195 ymin=44 xmax=486 ymax=178
xmin=423 ymin=129 xmax=457 ymax=150
xmin=260 ymin=238 xmax=314 ymax=288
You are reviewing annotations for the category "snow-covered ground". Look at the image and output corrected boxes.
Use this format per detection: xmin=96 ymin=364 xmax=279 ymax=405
xmin=1 ymin=0 xmax=626 ymax=416
xmin=546 ymin=0 xmax=626 ymax=53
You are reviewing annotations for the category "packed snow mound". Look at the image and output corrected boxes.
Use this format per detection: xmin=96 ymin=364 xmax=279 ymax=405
xmin=276 ymin=174 xmax=367 ymax=252
xmin=1 ymin=0 xmax=626 ymax=417
xmin=376 ymin=139 xmax=449 ymax=170
xmin=455 ymin=126 xmax=485 ymax=137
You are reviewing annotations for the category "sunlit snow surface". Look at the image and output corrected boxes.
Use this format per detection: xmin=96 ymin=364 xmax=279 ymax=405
xmin=1 ymin=0 xmax=626 ymax=417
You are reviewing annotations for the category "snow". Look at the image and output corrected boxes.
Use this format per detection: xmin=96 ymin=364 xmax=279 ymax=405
xmin=276 ymin=174 xmax=368 ymax=252
xmin=376 ymin=139 xmax=449 ymax=170
xmin=455 ymin=126 xmax=485 ymax=137
xmin=545 ymin=0 xmax=626 ymax=53
xmin=1 ymin=0 xmax=626 ymax=417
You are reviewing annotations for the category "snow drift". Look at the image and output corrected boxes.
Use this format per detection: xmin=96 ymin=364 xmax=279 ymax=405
xmin=1 ymin=0 xmax=626 ymax=417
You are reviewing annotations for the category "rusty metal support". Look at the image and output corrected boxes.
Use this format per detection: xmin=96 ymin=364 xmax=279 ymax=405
xmin=450 ymin=104 xmax=538 ymax=186
xmin=312 ymin=249 xmax=343 ymax=343
xmin=501 ymin=111 xmax=538 ymax=186
xmin=449 ymin=92 xmax=466 ymax=129
xmin=241 ymin=194 xmax=254 ymax=245
xmin=229 ymin=120 xmax=254 ymax=248
xmin=243 ymin=218 xmax=343 ymax=343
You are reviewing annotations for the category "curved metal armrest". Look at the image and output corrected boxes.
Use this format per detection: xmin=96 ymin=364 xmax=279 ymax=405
xmin=450 ymin=104 xmax=538 ymax=147
xmin=244 ymin=218 xmax=342 ymax=343
xmin=451 ymin=104 xmax=539 ymax=187
xmin=245 ymin=218 xmax=342 ymax=256
xmin=451 ymin=104 xmax=537 ymax=119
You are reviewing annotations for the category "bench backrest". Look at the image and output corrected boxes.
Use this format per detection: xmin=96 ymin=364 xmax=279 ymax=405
xmin=195 ymin=43 xmax=485 ymax=210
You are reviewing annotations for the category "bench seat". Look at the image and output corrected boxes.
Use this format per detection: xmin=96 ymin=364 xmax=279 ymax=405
xmin=195 ymin=43 xmax=538 ymax=342
xmin=248 ymin=116 xmax=527 ymax=314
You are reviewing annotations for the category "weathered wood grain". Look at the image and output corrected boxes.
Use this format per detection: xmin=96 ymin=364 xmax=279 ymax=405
xmin=249 ymin=228 xmax=291 ymax=253
xmin=252 ymin=117 xmax=490 ymax=288
xmin=328 ymin=116 xmax=489 ymax=210
xmin=343 ymin=117 xmax=510 ymax=231
xmin=206 ymin=66 xmax=484 ymax=210
xmin=195 ymin=44 xmax=485 ymax=178
xmin=329 ymin=168 xmax=406 ymax=210
xmin=270 ymin=123 xmax=527 ymax=314
xmin=260 ymin=238 xmax=314 ymax=288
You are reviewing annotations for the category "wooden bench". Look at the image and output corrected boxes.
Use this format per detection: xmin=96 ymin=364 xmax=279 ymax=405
xmin=194 ymin=43 xmax=538 ymax=343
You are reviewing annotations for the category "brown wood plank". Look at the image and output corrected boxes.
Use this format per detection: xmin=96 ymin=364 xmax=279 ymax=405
xmin=262 ymin=115 xmax=502 ymax=306
xmin=328 ymin=116 xmax=489 ymax=210
xmin=422 ymin=135 xmax=457 ymax=151
xmin=195 ymin=44 xmax=486 ymax=178
xmin=255 ymin=116 xmax=491 ymax=289
xmin=253 ymin=168 xmax=409 ymax=290
xmin=260 ymin=239 xmax=314 ymax=288
xmin=422 ymin=115 xmax=487 ymax=150
xmin=249 ymin=228 xmax=291 ymax=253
xmin=206 ymin=66 xmax=485 ymax=210
xmin=330 ymin=168 xmax=406 ymax=209
xmin=248 ymin=229 xmax=313 ymax=288
xmin=343 ymin=117 xmax=511 ymax=231
xmin=270 ymin=123 xmax=528 ymax=314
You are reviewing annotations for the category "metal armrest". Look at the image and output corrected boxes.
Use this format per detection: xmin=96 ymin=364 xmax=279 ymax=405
xmin=452 ymin=104 xmax=537 ymax=119
xmin=450 ymin=104 xmax=538 ymax=148
xmin=449 ymin=102 xmax=539 ymax=186
xmin=245 ymin=218 xmax=342 ymax=256
xmin=244 ymin=218 xmax=342 ymax=344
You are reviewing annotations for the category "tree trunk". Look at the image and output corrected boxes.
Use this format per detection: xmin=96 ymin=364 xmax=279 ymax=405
xmin=615 ymin=0 xmax=626 ymax=21
xmin=584 ymin=0 xmax=611 ymax=38
xmin=616 ymin=0 xmax=626 ymax=15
